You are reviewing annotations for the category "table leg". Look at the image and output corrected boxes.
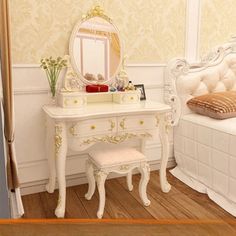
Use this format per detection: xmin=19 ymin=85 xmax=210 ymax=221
xmin=85 ymin=159 xmax=96 ymax=200
xmin=126 ymin=171 xmax=133 ymax=191
xmin=139 ymin=163 xmax=151 ymax=206
xmin=54 ymin=122 xmax=67 ymax=218
xmin=96 ymin=171 xmax=108 ymax=219
xmin=159 ymin=114 xmax=171 ymax=193
xmin=45 ymin=117 xmax=56 ymax=193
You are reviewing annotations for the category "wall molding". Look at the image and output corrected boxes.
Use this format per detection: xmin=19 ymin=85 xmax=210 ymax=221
xmin=17 ymin=142 xmax=174 ymax=167
xmin=13 ymin=84 xmax=164 ymax=95
xmin=13 ymin=88 xmax=49 ymax=95
xmin=12 ymin=63 xmax=166 ymax=69
xmin=13 ymin=64 xmax=40 ymax=68
xmin=127 ymin=63 xmax=166 ymax=68
xmin=17 ymin=141 xmax=174 ymax=189
xmin=141 ymin=84 xmax=163 ymax=89
xmin=185 ymin=0 xmax=201 ymax=62
xmin=12 ymin=64 xmax=166 ymax=95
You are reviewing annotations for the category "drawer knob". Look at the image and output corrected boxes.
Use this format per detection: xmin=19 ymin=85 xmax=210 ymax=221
xmin=108 ymin=120 xmax=115 ymax=131
xmin=91 ymin=125 xmax=96 ymax=130
xmin=140 ymin=120 xmax=144 ymax=125
xmin=120 ymin=118 xmax=126 ymax=130
xmin=74 ymin=100 xmax=78 ymax=104
xmin=69 ymin=126 xmax=76 ymax=136
xmin=130 ymin=97 xmax=134 ymax=100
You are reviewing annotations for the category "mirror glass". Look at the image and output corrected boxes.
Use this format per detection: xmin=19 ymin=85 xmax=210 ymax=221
xmin=70 ymin=16 xmax=122 ymax=84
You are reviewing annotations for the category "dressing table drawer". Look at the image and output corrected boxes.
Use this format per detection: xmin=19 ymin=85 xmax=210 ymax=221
xmin=58 ymin=93 xmax=87 ymax=108
xmin=118 ymin=115 xmax=157 ymax=132
xmin=69 ymin=118 xmax=116 ymax=137
xmin=113 ymin=91 xmax=141 ymax=104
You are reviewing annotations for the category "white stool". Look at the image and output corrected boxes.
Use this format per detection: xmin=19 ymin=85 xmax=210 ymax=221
xmin=85 ymin=147 xmax=151 ymax=219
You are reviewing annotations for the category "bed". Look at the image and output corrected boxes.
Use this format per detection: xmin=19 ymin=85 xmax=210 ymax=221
xmin=165 ymin=39 xmax=236 ymax=216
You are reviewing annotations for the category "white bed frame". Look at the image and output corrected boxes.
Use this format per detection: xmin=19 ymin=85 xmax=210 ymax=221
xmin=165 ymin=38 xmax=236 ymax=216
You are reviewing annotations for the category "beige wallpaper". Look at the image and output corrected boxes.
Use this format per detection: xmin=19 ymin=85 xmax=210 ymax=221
xmin=200 ymin=0 xmax=236 ymax=57
xmin=10 ymin=0 xmax=186 ymax=64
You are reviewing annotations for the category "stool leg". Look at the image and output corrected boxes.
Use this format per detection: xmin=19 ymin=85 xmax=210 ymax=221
xmin=96 ymin=171 xmax=108 ymax=219
xmin=139 ymin=163 xmax=151 ymax=206
xmin=85 ymin=160 xmax=96 ymax=200
xmin=126 ymin=171 xmax=133 ymax=191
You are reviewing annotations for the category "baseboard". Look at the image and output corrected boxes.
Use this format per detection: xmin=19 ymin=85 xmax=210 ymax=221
xmin=20 ymin=158 xmax=176 ymax=196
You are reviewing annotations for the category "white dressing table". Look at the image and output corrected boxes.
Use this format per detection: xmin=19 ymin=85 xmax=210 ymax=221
xmin=42 ymin=5 xmax=172 ymax=218
xmin=43 ymin=100 xmax=171 ymax=218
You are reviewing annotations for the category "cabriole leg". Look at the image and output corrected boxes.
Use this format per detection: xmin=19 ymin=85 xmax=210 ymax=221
xmin=85 ymin=159 xmax=96 ymax=200
xmin=159 ymin=114 xmax=171 ymax=193
xmin=96 ymin=171 xmax=108 ymax=219
xmin=139 ymin=163 xmax=151 ymax=206
xmin=45 ymin=117 xmax=56 ymax=193
xmin=54 ymin=122 xmax=67 ymax=218
xmin=126 ymin=171 xmax=133 ymax=191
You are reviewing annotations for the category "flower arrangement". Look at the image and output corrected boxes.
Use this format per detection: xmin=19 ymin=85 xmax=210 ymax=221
xmin=40 ymin=56 xmax=67 ymax=98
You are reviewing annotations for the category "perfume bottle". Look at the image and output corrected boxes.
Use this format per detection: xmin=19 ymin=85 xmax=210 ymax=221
xmin=126 ymin=81 xmax=135 ymax=91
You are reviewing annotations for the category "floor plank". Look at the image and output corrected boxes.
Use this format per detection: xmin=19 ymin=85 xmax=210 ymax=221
xmin=117 ymin=174 xmax=175 ymax=219
xmin=22 ymin=193 xmax=46 ymax=218
xmin=64 ymin=188 xmax=89 ymax=218
xmin=102 ymin=186 xmax=132 ymax=218
xmin=105 ymin=178 xmax=154 ymax=219
xmin=167 ymin=170 xmax=234 ymax=219
xmin=73 ymin=184 xmax=111 ymax=219
xmin=144 ymin=173 xmax=191 ymax=219
xmin=22 ymin=170 xmax=236 ymax=224
xmin=39 ymin=190 xmax=59 ymax=218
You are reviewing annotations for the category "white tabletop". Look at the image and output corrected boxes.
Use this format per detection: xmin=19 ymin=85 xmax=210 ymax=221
xmin=43 ymin=100 xmax=171 ymax=120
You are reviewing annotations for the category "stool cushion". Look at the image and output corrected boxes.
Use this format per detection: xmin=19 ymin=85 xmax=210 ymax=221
xmin=88 ymin=147 xmax=146 ymax=168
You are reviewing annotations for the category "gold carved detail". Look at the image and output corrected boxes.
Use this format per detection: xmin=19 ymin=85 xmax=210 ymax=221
xmin=119 ymin=118 xmax=126 ymax=130
xmin=91 ymin=125 xmax=96 ymax=130
xmin=166 ymin=124 xmax=172 ymax=134
xmin=165 ymin=112 xmax=172 ymax=133
xmin=120 ymin=165 xmax=130 ymax=171
xmin=55 ymin=125 xmax=63 ymax=156
xmin=62 ymin=56 xmax=82 ymax=92
xmin=156 ymin=116 xmax=160 ymax=127
xmin=82 ymin=5 xmax=112 ymax=23
xmin=158 ymin=113 xmax=172 ymax=134
xmin=140 ymin=133 xmax=152 ymax=138
xmin=82 ymin=132 xmax=152 ymax=146
xmin=69 ymin=125 xmax=77 ymax=136
xmin=95 ymin=170 xmax=109 ymax=186
xmin=64 ymin=99 xmax=68 ymax=106
xmin=108 ymin=119 xmax=116 ymax=131
xmin=57 ymin=195 xmax=62 ymax=208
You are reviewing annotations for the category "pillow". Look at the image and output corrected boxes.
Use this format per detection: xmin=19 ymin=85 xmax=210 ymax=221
xmin=187 ymin=91 xmax=236 ymax=119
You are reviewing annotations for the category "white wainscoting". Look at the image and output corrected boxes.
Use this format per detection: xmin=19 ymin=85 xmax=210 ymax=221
xmin=13 ymin=64 xmax=174 ymax=195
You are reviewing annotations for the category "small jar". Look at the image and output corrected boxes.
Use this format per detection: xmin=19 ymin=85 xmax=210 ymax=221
xmin=126 ymin=81 xmax=135 ymax=90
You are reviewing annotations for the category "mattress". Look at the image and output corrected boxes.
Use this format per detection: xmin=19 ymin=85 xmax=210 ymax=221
xmin=172 ymin=113 xmax=236 ymax=216
xmin=180 ymin=113 xmax=236 ymax=135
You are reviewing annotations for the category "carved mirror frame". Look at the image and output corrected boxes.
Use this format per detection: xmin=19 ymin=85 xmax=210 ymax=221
xmin=64 ymin=5 xmax=123 ymax=91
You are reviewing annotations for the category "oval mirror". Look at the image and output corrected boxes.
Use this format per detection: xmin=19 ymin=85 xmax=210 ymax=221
xmin=69 ymin=9 xmax=122 ymax=85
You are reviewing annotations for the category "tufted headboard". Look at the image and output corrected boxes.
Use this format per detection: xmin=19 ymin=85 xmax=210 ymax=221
xmin=165 ymin=40 xmax=236 ymax=126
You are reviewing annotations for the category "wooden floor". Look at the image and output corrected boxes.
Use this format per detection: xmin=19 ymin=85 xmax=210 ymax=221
xmin=22 ymin=170 xmax=236 ymax=221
